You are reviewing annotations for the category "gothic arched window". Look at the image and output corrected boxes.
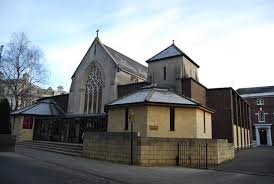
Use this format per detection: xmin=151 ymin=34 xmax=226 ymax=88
xmin=84 ymin=63 xmax=104 ymax=113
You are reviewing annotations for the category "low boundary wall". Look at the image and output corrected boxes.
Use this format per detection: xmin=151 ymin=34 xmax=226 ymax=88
xmin=83 ymin=132 xmax=234 ymax=166
xmin=0 ymin=134 xmax=16 ymax=152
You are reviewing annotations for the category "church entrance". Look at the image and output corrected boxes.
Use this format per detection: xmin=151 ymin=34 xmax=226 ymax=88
xmin=33 ymin=114 xmax=108 ymax=143
xmin=259 ymin=129 xmax=267 ymax=145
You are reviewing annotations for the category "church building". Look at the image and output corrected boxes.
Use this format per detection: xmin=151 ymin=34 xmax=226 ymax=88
xmin=11 ymin=34 xmax=251 ymax=151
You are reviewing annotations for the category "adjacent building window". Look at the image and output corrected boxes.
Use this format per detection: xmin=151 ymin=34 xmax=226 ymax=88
xmin=203 ymin=111 xmax=206 ymax=133
xmin=84 ymin=63 xmax=104 ymax=114
xmin=257 ymin=98 xmax=264 ymax=105
xmin=258 ymin=111 xmax=265 ymax=122
xmin=163 ymin=66 xmax=166 ymax=80
xmin=125 ymin=108 xmax=129 ymax=130
xmin=170 ymin=107 xmax=175 ymax=131
xmin=22 ymin=116 xmax=33 ymax=129
xmin=195 ymin=72 xmax=198 ymax=81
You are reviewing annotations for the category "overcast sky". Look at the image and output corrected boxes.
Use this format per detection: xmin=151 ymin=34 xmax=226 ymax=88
xmin=1 ymin=0 xmax=274 ymax=91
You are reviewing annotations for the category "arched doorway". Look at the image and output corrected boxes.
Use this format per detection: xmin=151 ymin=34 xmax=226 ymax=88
xmin=259 ymin=129 xmax=267 ymax=145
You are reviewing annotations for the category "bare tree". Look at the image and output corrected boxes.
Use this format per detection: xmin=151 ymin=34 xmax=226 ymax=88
xmin=0 ymin=32 xmax=48 ymax=110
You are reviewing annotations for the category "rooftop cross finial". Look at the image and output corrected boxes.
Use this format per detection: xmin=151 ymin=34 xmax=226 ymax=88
xmin=96 ymin=29 xmax=99 ymax=37
xmin=172 ymin=40 xmax=174 ymax=44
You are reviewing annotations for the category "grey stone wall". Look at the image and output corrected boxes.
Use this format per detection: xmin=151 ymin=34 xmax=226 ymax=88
xmin=137 ymin=137 xmax=234 ymax=166
xmin=83 ymin=132 xmax=140 ymax=164
xmin=83 ymin=132 xmax=235 ymax=166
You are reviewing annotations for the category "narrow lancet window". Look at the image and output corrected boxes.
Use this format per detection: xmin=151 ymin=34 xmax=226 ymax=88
xmin=170 ymin=107 xmax=175 ymax=131
xmin=164 ymin=66 xmax=167 ymax=80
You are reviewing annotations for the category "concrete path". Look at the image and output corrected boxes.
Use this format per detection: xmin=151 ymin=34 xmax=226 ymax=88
xmin=212 ymin=146 xmax=274 ymax=177
xmin=0 ymin=145 xmax=272 ymax=184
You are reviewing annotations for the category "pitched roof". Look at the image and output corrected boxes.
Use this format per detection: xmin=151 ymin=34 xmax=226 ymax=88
xmin=146 ymin=43 xmax=199 ymax=68
xmin=107 ymin=83 xmax=205 ymax=108
xmin=11 ymin=99 xmax=65 ymax=117
xmin=103 ymin=44 xmax=148 ymax=79
xmin=37 ymin=94 xmax=69 ymax=112
xmin=237 ymin=86 xmax=274 ymax=98
xmin=72 ymin=37 xmax=148 ymax=80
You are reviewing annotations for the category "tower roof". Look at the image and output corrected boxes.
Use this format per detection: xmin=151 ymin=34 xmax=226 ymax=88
xmin=146 ymin=43 xmax=199 ymax=68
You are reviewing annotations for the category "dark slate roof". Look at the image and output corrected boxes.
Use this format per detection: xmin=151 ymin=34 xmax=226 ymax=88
xmin=237 ymin=86 xmax=274 ymax=95
xmin=237 ymin=86 xmax=274 ymax=98
xmin=107 ymin=83 xmax=213 ymax=111
xmin=65 ymin=113 xmax=107 ymax=118
xmin=146 ymin=43 xmax=200 ymax=68
xmin=103 ymin=44 xmax=148 ymax=79
xmin=11 ymin=99 xmax=65 ymax=117
xmin=37 ymin=94 xmax=69 ymax=112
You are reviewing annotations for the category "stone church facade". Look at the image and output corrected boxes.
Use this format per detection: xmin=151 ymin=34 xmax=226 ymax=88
xmin=68 ymin=37 xmax=147 ymax=114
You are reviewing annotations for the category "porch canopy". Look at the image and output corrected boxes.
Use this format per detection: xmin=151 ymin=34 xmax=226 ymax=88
xmin=11 ymin=99 xmax=65 ymax=117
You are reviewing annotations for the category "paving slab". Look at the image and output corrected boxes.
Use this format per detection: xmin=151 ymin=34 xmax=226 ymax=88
xmin=211 ymin=146 xmax=274 ymax=176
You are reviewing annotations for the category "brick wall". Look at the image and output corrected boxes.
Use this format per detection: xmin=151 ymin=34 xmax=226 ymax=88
xmin=83 ymin=132 xmax=234 ymax=166
xmin=244 ymin=96 xmax=274 ymax=145
xmin=244 ymin=96 xmax=274 ymax=125
xmin=117 ymin=82 xmax=150 ymax=98
xmin=207 ymin=88 xmax=252 ymax=148
xmin=181 ymin=78 xmax=207 ymax=106
xmin=207 ymin=88 xmax=233 ymax=142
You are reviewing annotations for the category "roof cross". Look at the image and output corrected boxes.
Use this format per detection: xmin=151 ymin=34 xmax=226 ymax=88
xmin=96 ymin=29 xmax=99 ymax=37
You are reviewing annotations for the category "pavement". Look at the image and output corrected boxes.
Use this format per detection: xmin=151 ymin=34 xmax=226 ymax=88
xmin=0 ymin=145 xmax=273 ymax=184
xmin=212 ymin=146 xmax=274 ymax=177
xmin=0 ymin=152 xmax=120 ymax=184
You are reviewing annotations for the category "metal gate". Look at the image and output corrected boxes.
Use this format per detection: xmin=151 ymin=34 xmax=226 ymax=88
xmin=177 ymin=141 xmax=208 ymax=169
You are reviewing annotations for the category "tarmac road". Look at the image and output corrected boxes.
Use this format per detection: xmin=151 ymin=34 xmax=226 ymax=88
xmin=0 ymin=152 xmax=121 ymax=184
xmin=0 ymin=146 xmax=274 ymax=184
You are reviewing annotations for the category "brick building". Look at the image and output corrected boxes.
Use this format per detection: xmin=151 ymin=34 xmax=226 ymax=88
xmin=207 ymin=88 xmax=252 ymax=149
xmin=237 ymin=86 xmax=274 ymax=146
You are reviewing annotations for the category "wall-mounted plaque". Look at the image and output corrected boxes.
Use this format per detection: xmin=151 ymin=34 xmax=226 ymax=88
xmin=149 ymin=125 xmax=158 ymax=130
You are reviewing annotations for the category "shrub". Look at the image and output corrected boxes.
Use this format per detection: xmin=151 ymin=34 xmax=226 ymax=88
xmin=0 ymin=97 xmax=11 ymax=134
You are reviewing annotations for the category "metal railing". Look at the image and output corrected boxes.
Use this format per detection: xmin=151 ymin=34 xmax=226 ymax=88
xmin=177 ymin=141 xmax=208 ymax=169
